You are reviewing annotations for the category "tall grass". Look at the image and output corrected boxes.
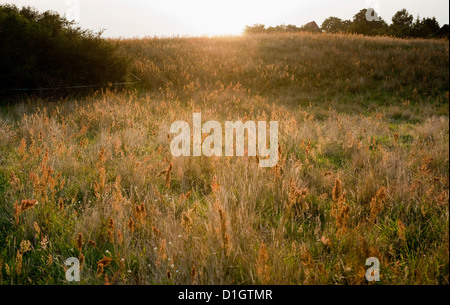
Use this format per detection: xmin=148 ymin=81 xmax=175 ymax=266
xmin=0 ymin=33 xmax=448 ymax=284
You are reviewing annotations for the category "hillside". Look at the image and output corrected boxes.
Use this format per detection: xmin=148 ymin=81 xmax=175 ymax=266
xmin=0 ymin=33 xmax=448 ymax=285
xmin=119 ymin=33 xmax=449 ymax=105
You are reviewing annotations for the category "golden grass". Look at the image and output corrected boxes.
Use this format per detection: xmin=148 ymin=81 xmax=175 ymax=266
xmin=0 ymin=32 xmax=448 ymax=285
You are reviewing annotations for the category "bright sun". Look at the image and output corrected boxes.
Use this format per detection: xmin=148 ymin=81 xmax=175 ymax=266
xmin=145 ymin=0 xmax=304 ymax=36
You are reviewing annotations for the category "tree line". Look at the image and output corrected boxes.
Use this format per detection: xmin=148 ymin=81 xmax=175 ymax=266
xmin=244 ymin=8 xmax=448 ymax=39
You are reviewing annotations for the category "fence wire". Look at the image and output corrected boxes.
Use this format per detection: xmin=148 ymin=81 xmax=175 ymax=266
xmin=0 ymin=73 xmax=143 ymax=92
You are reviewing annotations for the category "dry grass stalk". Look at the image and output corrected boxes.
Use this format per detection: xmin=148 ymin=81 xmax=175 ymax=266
xmin=255 ymin=241 xmax=271 ymax=284
xmin=331 ymin=178 xmax=349 ymax=235
xmin=215 ymin=201 xmax=231 ymax=255
xmin=97 ymin=256 xmax=113 ymax=277
xmin=369 ymin=186 xmax=387 ymax=224
xmin=76 ymin=233 xmax=83 ymax=252
xmin=287 ymin=178 xmax=309 ymax=214
xmin=14 ymin=199 xmax=38 ymax=225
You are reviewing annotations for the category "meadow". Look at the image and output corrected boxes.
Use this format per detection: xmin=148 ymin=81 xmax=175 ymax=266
xmin=0 ymin=32 xmax=448 ymax=284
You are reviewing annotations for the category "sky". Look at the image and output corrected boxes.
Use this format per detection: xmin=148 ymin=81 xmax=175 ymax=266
xmin=1 ymin=0 xmax=449 ymax=37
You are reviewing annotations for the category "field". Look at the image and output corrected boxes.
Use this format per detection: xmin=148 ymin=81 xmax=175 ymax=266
xmin=0 ymin=32 xmax=448 ymax=284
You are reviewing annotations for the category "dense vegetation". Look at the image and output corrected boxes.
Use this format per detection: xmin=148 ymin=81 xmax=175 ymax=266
xmin=0 ymin=5 xmax=128 ymax=94
xmin=244 ymin=8 xmax=448 ymax=39
xmin=0 ymin=31 xmax=448 ymax=285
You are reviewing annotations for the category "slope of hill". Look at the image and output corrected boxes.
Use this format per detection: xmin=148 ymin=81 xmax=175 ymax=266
xmin=119 ymin=33 xmax=448 ymax=105
xmin=0 ymin=33 xmax=448 ymax=285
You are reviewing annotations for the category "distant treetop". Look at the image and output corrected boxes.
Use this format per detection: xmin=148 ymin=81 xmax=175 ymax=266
xmin=244 ymin=7 xmax=448 ymax=39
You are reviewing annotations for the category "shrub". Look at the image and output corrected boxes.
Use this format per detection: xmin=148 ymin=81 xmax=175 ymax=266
xmin=0 ymin=5 xmax=129 ymax=96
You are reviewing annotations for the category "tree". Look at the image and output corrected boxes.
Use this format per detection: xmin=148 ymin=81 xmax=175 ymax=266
xmin=285 ymin=24 xmax=302 ymax=32
xmin=348 ymin=9 xmax=389 ymax=36
xmin=412 ymin=16 xmax=440 ymax=38
xmin=242 ymin=7 xmax=442 ymax=39
xmin=390 ymin=9 xmax=414 ymax=37
xmin=243 ymin=24 xmax=266 ymax=35
xmin=266 ymin=24 xmax=302 ymax=33
xmin=321 ymin=17 xmax=351 ymax=33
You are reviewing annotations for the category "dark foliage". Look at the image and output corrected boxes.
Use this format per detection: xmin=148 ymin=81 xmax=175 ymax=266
xmin=321 ymin=17 xmax=352 ymax=34
xmin=0 ymin=5 xmax=129 ymax=95
xmin=246 ymin=7 xmax=447 ymax=40
xmin=348 ymin=9 xmax=389 ymax=36
xmin=244 ymin=22 xmax=321 ymax=35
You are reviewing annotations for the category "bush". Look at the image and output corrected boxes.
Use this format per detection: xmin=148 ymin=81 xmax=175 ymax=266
xmin=0 ymin=5 xmax=129 ymax=95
